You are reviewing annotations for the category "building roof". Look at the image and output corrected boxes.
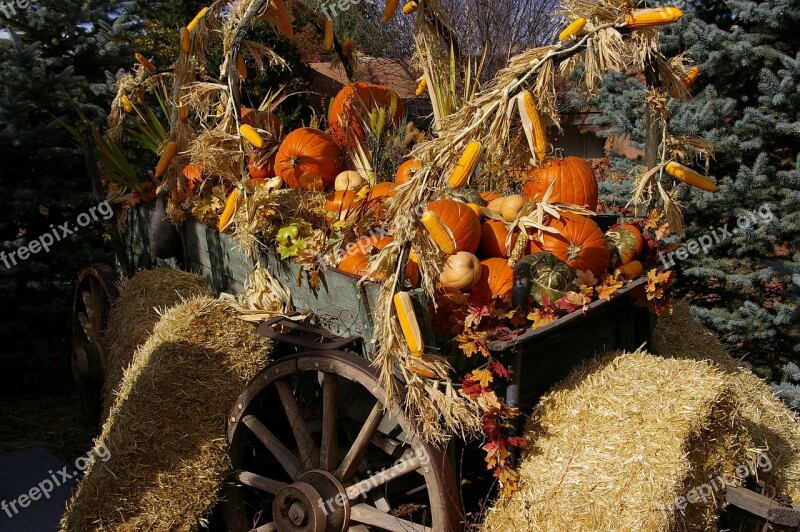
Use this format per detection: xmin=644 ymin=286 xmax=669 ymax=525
xmin=309 ymin=56 xmax=419 ymax=99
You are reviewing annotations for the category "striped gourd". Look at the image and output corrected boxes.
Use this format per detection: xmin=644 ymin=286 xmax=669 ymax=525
xmin=342 ymin=38 xmax=353 ymax=56
xmin=507 ymin=230 xmax=529 ymax=268
xmin=625 ymin=7 xmax=683 ymax=29
xmin=421 ymin=211 xmax=456 ymax=254
xmin=394 ymin=292 xmax=424 ymax=356
xmin=448 ymin=141 xmax=482 ymax=189
xmin=180 ymin=27 xmax=191 ymax=54
xmin=187 ymin=7 xmax=209 ymax=33
xmin=273 ymin=0 xmax=294 ymax=39
xmin=155 ymin=142 xmax=179 ymax=178
xmin=135 ymin=53 xmax=157 ymax=74
xmin=218 ymin=189 xmax=240 ymax=232
xmin=402 ymin=1 xmax=417 ymax=14
xmin=236 ymin=55 xmax=247 ymax=80
xmin=559 ymin=17 xmax=586 ymax=41
xmin=324 ymin=19 xmax=334 ymax=51
xmin=665 ymin=161 xmax=717 ymax=192
xmin=120 ymin=95 xmax=132 ymax=113
xmin=518 ymin=91 xmax=548 ymax=162
xmin=383 ymin=0 xmax=400 ymax=22
xmin=239 ymin=124 xmax=264 ymax=148
xmin=415 ymin=77 xmax=427 ymax=96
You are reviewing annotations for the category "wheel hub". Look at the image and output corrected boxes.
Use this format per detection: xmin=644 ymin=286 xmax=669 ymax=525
xmin=272 ymin=470 xmax=349 ymax=532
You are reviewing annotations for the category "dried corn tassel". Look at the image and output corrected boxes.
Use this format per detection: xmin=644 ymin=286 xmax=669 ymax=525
xmin=394 ymin=292 xmax=424 ymax=356
xmin=421 ymin=211 xmax=456 ymax=255
xmin=155 ymin=142 xmax=179 ymax=178
xmin=518 ymin=91 xmax=548 ymax=163
xmin=448 ymin=141 xmax=482 ymax=189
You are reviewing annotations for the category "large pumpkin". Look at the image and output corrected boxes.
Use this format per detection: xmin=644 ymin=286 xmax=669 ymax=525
xmin=328 ymin=82 xmax=404 ymax=148
xmin=325 ymin=190 xmax=358 ymax=220
xmin=396 ymin=159 xmax=421 ymax=184
xmin=241 ymin=107 xmax=281 ymax=134
xmin=274 ymin=128 xmax=342 ymax=188
xmin=472 ymin=258 xmax=514 ymax=302
xmin=534 ymin=213 xmax=610 ymax=276
xmin=522 ymin=157 xmax=598 ymax=210
xmin=605 ymin=223 xmax=644 ymax=267
xmin=478 ymin=220 xmax=517 ymax=258
xmin=511 ymin=252 xmax=576 ymax=308
xmin=426 ymin=199 xmax=481 ymax=254
xmin=337 ymin=235 xmax=418 ymax=286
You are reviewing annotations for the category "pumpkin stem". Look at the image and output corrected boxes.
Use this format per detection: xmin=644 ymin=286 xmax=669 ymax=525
xmin=289 ymin=156 xmax=300 ymax=167
xmin=566 ymin=243 xmax=583 ymax=261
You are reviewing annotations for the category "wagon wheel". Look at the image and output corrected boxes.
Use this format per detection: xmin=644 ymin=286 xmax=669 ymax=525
xmin=71 ymin=264 xmax=119 ymax=420
xmin=224 ymin=350 xmax=463 ymax=532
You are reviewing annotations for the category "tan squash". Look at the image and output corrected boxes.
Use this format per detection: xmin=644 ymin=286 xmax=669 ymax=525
xmin=334 ymin=170 xmax=366 ymax=191
xmin=439 ymin=251 xmax=481 ymax=290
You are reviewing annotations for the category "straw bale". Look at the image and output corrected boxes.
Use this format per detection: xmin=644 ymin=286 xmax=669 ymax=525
xmin=62 ymin=297 xmax=272 ymax=531
xmin=481 ymin=351 xmax=751 ymax=532
xmin=102 ymin=268 xmax=210 ymax=417
xmin=653 ymin=301 xmax=800 ymax=502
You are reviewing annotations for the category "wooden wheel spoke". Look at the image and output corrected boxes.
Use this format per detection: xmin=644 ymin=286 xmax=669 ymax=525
xmin=320 ymin=372 xmax=337 ymax=471
xmin=350 ymin=503 xmax=432 ymax=532
xmin=274 ymin=379 xmax=320 ymax=471
xmin=242 ymin=415 xmax=302 ymax=480
xmin=229 ymin=470 xmax=286 ymax=495
xmin=335 ymin=402 xmax=384 ymax=481
xmin=253 ymin=523 xmax=277 ymax=532
xmin=80 ymin=287 xmax=95 ymax=324
xmin=77 ymin=311 xmax=96 ymax=342
xmin=345 ymin=455 xmax=423 ymax=501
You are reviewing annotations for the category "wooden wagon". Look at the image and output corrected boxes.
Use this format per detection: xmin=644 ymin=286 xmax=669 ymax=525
xmin=70 ymin=204 xmax=655 ymax=532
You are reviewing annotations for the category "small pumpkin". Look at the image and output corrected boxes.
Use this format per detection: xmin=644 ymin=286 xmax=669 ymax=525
xmin=275 ymin=128 xmax=342 ymax=188
xmin=298 ymin=172 xmax=324 ymax=191
xmin=335 ymin=170 xmax=366 ymax=191
xmin=328 ymin=82 xmax=404 ymax=148
xmin=605 ymin=223 xmax=644 ymax=267
xmin=478 ymin=220 xmax=517 ymax=258
xmin=240 ymin=107 xmax=281 ymax=134
xmin=325 ymin=190 xmax=358 ymax=221
xmin=439 ymin=251 xmax=481 ymax=290
xmin=619 ymin=260 xmax=644 ymax=278
xmin=472 ymin=258 xmax=515 ymax=302
xmin=522 ymin=156 xmax=598 ymax=210
xmin=248 ymin=149 xmax=276 ymax=180
xmin=511 ymin=252 xmax=577 ymax=308
xmin=480 ymin=191 xmax=502 ymax=203
xmin=367 ymin=182 xmax=398 ymax=201
xmin=396 ymin=159 xmax=421 ymax=184
xmin=337 ymin=235 xmax=418 ymax=286
xmin=535 ymin=213 xmax=610 ymax=276
xmin=426 ymin=199 xmax=481 ymax=254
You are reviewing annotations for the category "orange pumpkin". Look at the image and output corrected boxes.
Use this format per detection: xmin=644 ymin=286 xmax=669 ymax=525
xmin=535 ymin=213 xmax=610 ymax=276
xmin=240 ymin=108 xmax=281 ymax=134
xmin=472 ymin=258 xmax=514 ymax=302
xmin=478 ymin=220 xmax=518 ymax=258
xmin=328 ymin=82 xmax=404 ymax=148
xmin=396 ymin=159 xmax=421 ymax=184
xmin=275 ymin=128 xmax=342 ymax=188
xmin=367 ymin=182 xmax=398 ymax=201
xmin=480 ymin=191 xmax=502 ymax=203
xmin=522 ymin=156 xmax=598 ymax=210
xmin=298 ymin=172 xmax=324 ymax=191
xmin=325 ymin=190 xmax=358 ymax=220
xmin=337 ymin=234 xmax=418 ymax=286
xmin=426 ymin=199 xmax=481 ymax=254
xmin=248 ymin=150 xmax=276 ymax=180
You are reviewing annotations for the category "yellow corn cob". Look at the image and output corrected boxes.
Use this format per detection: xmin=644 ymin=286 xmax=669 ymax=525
xmin=448 ymin=140 xmax=482 ymax=189
xmin=154 ymin=142 xmax=179 ymax=178
xmin=342 ymin=38 xmax=353 ymax=56
xmin=415 ymin=77 xmax=427 ymax=96
xmin=508 ymin=230 xmax=530 ymax=268
xmin=421 ymin=211 xmax=456 ymax=254
xmin=273 ymin=0 xmax=294 ymax=39
xmin=383 ymin=0 xmax=400 ymax=22
xmin=665 ymin=161 xmax=717 ymax=192
xmin=394 ymin=292 xmax=424 ymax=356
xmin=135 ymin=53 xmax=157 ymax=74
xmin=324 ymin=19 xmax=334 ymax=51
xmin=625 ymin=7 xmax=684 ymax=29
xmin=178 ymin=103 xmax=188 ymax=122
xmin=187 ymin=7 xmax=209 ymax=33
xmin=239 ymin=124 xmax=264 ymax=148
xmin=120 ymin=95 xmax=132 ymax=113
xmin=237 ymin=55 xmax=247 ymax=79
xmin=180 ymin=27 xmax=191 ymax=54
xmin=407 ymin=357 xmax=437 ymax=379
xmin=519 ymin=91 xmax=548 ymax=162
xmin=682 ymin=66 xmax=700 ymax=88
xmin=559 ymin=17 xmax=586 ymax=41
xmin=402 ymin=1 xmax=417 ymax=14
xmin=218 ymin=188 xmax=240 ymax=232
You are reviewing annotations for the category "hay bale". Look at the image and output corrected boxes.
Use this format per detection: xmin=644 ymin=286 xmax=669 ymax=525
xmin=653 ymin=301 xmax=800 ymax=502
xmin=481 ymin=351 xmax=752 ymax=532
xmin=102 ymin=268 xmax=209 ymax=416
xmin=62 ymin=297 xmax=272 ymax=531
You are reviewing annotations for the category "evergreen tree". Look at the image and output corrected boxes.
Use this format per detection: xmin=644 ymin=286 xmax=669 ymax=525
xmin=587 ymin=0 xmax=800 ymax=360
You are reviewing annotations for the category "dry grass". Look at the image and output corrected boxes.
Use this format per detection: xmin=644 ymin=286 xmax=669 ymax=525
xmin=481 ymin=350 xmax=753 ymax=532
xmin=61 ymin=297 xmax=272 ymax=531
xmin=101 ymin=268 xmax=209 ymax=418
xmin=653 ymin=301 xmax=800 ymax=502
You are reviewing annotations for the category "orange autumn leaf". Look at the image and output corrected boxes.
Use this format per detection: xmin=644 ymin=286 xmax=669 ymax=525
xmin=597 ymin=271 xmax=624 ymax=300
xmin=471 ymin=368 xmax=494 ymax=388
xmin=646 ymin=268 xmax=673 ymax=300
xmin=528 ymin=308 xmax=557 ymax=329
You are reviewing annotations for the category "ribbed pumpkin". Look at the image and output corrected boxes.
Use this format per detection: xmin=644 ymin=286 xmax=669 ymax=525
xmin=275 ymin=128 xmax=342 ymax=188
xmin=426 ymin=199 xmax=481 ymax=254
xmin=478 ymin=220 xmax=517 ymax=258
xmin=480 ymin=191 xmax=502 ymax=203
xmin=522 ymin=157 xmax=598 ymax=210
xmin=512 ymin=252 xmax=576 ymax=307
xmin=472 ymin=258 xmax=514 ymax=302
xmin=367 ymin=182 xmax=398 ymax=201
xmin=605 ymin=223 xmax=644 ymax=267
xmin=325 ymin=190 xmax=358 ymax=220
xmin=535 ymin=213 xmax=610 ymax=276
xmin=439 ymin=251 xmax=481 ymax=290
xmin=396 ymin=159 xmax=421 ymax=184
xmin=328 ymin=82 xmax=404 ymax=148
xmin=248 ymin=150 xmax=276 ymax=180
xmin=337 ymin=235 xmax=418 ymax=286
xmin=240 ymin=108 xmax=281 ymax=134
